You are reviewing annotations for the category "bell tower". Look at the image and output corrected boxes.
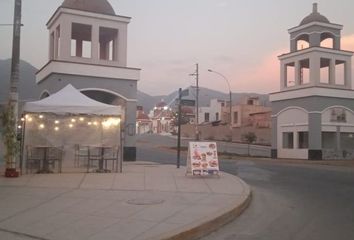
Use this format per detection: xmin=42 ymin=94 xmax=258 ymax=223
xmin=280 ymin=3 xmax=352 ymax=90
xmin=270 ymin=3 xmax=354 ymax=160
xmin=36 ymin=0 xmax=140 ymax=161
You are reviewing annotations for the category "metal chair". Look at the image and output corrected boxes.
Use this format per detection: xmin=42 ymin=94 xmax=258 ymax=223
xmin=47 ymin=146 xmax=63 ymax=173
xmin=103 ymin=146 xmax=119 ymax=171
xmin=25 ymin=146 xmax=42 ymax=174
xmin=74 ymin=144 xmax=89 ymax=167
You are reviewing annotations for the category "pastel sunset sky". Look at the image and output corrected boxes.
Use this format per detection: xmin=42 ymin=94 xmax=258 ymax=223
xmin=1 ymin=0 xmax=354 ymax=95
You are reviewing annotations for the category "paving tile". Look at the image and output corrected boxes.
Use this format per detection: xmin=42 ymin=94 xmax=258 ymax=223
xmin=133 ymin=222 xmax=186 ymax=240
xmin=26 ymin=174 xmax=84 ymax=189
xmin=47 ymin=215 xmax=120 ymax=240
xmin=87 ymin=219 xmax=156 ymax=240
xmin=80 ymin=174 xmax=115 ymax=189
xmin=130 ymin=203 xmax=186 ymax=222
xmin=111 ymin=173 xmax=145 ymax=191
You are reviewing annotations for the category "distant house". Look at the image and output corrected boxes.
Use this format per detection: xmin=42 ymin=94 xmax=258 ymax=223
xmin=136 ymin=106 xmax=152 ymax=134
xmin=231 ymin=97 xmax=271 ymax=128
xmin=149 ymin=100 xmax=174 ymax=134
xmin=199 ymin=99 xmax=227 ymax=124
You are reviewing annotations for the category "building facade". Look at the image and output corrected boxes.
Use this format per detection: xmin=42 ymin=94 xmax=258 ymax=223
xmin=231 ymin=97 xmax=271 ymax=128
xmin=270 ymin=3 xmax=354 ymax=160
xmin=198 ymin=99 xmax=227 ymax=124
xmin=35 ymin=0 xmax=140 ymax=161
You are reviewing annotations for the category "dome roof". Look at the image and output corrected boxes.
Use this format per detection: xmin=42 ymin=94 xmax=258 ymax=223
xmin=300 ymin=3 xmax=330 ymax=25
xmin=61 ymin=0 xmax=115 ymax=15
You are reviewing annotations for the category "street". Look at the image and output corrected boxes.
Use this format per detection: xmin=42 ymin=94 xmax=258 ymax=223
xmin=137 ymin=134 xmax=354 ymax=240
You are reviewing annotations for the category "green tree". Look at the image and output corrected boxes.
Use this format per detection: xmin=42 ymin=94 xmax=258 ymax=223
xmin=242 ymin=132 xmax=257 ymax=156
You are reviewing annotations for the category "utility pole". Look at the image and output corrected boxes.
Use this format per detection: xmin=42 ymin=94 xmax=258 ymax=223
xmin=7 ymin=0 xmax=22 ymax=171
xmin=177 ymin=88 xmax=182 ymax=168
xmin=190 ymin=64 xmax=199 ymax=140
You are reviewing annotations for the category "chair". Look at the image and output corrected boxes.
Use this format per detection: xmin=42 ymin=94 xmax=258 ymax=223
xmin=47 ymin=146 xmax=64 ymax=173
xmin=87 ymin=146 xmax=101 ymax=172
xmin=25 ymin=146 xmax=42 ymax=174
xmin=103 ymin=146 xmax=119 ymax=172
xmin=74 ymin=144 xmax=89 ymax=167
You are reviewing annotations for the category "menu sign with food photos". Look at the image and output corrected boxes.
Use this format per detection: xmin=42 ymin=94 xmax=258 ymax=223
xmin=187 ymin=142 xmax=219 ymax=176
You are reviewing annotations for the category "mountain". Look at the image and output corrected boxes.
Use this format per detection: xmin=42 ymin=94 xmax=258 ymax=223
xmin=137 ymin=87 xmax=270 ymax=113
xmin=0 ymin=59 xmax=39 ymax=105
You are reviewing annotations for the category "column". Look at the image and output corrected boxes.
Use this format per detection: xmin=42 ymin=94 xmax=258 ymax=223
xmin=345 ymin=60 xmax=352 ymax=89
xmin=295 ymin=61 xmax=300 ymax=86
xmin=76 ymin=39 xmax=83 ymax=57
xmin=310 ymin=55 xmax=320 ymax=85
xmin=91 ymin=25 xmax=99 ymax=61
xmin=124 ymin=100 xmax=137 ymax=161
xmin=308 ymin=112 xmax=322 ymax=160
xmin=329 ymin=58 xmax=336 ymax=85
xmin=280 ymin=63 xmax=286 ymax=90
xmin=118 ymin=26 xmax=127 ymax=67
xmin=271 ymin=116 xmax=277 ymax=158
xmin=59 ymin=19 xmax=71 ymax=61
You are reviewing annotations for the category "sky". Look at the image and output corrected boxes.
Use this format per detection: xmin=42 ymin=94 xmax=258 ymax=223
xmin=1 ymin=0 xmax=354 ymax=96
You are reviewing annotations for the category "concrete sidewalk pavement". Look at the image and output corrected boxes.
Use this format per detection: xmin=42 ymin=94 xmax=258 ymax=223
xmin=0 ymin=162 xmax=251 ymax=240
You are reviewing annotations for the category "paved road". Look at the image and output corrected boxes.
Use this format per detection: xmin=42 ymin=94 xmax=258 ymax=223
xmin=137 ymin=134 xmax=354 ymax=240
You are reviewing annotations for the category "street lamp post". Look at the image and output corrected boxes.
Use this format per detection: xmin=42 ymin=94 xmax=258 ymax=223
xmin=207 ymin=69 xmax=232 ymax=128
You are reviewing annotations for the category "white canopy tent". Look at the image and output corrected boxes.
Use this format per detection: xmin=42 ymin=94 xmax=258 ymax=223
xmin=21 ymin=84 xmax=123 ymax=174
xmin=24 ymin=84 xmax=122 ymax=116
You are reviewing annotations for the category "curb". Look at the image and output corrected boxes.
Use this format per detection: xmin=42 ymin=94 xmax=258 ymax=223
xmin=148 ymin=180 xmax=252 ymax=240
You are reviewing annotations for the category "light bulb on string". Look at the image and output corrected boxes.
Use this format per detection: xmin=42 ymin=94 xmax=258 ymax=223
xmin=55 ymin=120 xmax=60 ymax=124
xmin=39 ymin=115 xmax=44 ymax=119
xmin=39 ymin=124 xmax=45 ymax=129
xmin=54 ymin=126 xmax=59 ymax=131
xmin=79 ymin=117 xmax=84 ymax=122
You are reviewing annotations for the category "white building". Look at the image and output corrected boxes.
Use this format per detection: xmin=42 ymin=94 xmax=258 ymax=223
xmin=199 ymin=99 xmax=227 ymax=124
xmin=35 ymin=0 xmax=140 ymax=161
xmin=270 ymin=3 xmax=354 ymax=160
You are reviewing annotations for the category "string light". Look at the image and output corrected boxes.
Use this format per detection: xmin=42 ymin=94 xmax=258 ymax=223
xmin=79 ymin=117 xmax=84 ymax=122
xmin=71 ymin=118 xmax=76 ymax=123
xmin=28 ymin=117 xmax=33 ymax=122
xmin=39 ymin=124 xmax=45 ymax=129
xmin=20 ymin=118 xmax=25 ymax=122
xmin=68 ymin=124 xmax=74 ymax=128
xmin=39 ymin=115 xmax=44 ymax=119
xmin=93 ymin=121 xmax=98 ymax=126
xmin=55 ymin=120 xmax=60 ymax=124
xmin=54 ymin=126 xmax=59 ymax=131
xmin=18 ymin=125 xmax=22 ymax=129
xmin=88 ymin=122 xmax=92 ymax=126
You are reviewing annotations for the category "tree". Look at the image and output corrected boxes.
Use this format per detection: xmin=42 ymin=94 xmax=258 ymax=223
xmin=242 ymin=132 xmax=257 ymax=156
xmin=1 ymin=104 xmax=20 ymax=177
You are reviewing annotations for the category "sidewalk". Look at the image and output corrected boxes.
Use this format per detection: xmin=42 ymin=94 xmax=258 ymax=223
xmin=0 ymin=162 xmax=251 ymax=240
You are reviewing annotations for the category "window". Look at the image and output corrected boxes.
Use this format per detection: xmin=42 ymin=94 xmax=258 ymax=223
xmin=298 ymin=132 xmax=308 ymax=149
xmin=299 ymin=59 xmax=310 ymax=84
xmin=71 ymin=23 xmax=92 ymax=58
xmin=340 ymin=132 xmax=354 ymax=149
xmin=335 ymin=60 xmax=345 ymax=85
xmin=320 ymin=58 xmax=330 ymax=84
xmin=233 ymin=112 xmax=238 ymax=124
xmin=322 ymin=132 xmax=336 ymax=149
xmin=285 ymin=63 xmax=295 ymax=87
xmin=204 ymin=113 xmax=210 ymax=122
xmin=99 ymin=27 xmax=118 ymax=61
xmin=330 ymin=108 xmax=346 ymax=123
xmin=215 ymin=113 xmax=219 ymax=121
xmin=283 ymin=132 xmax=294 ymax=149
